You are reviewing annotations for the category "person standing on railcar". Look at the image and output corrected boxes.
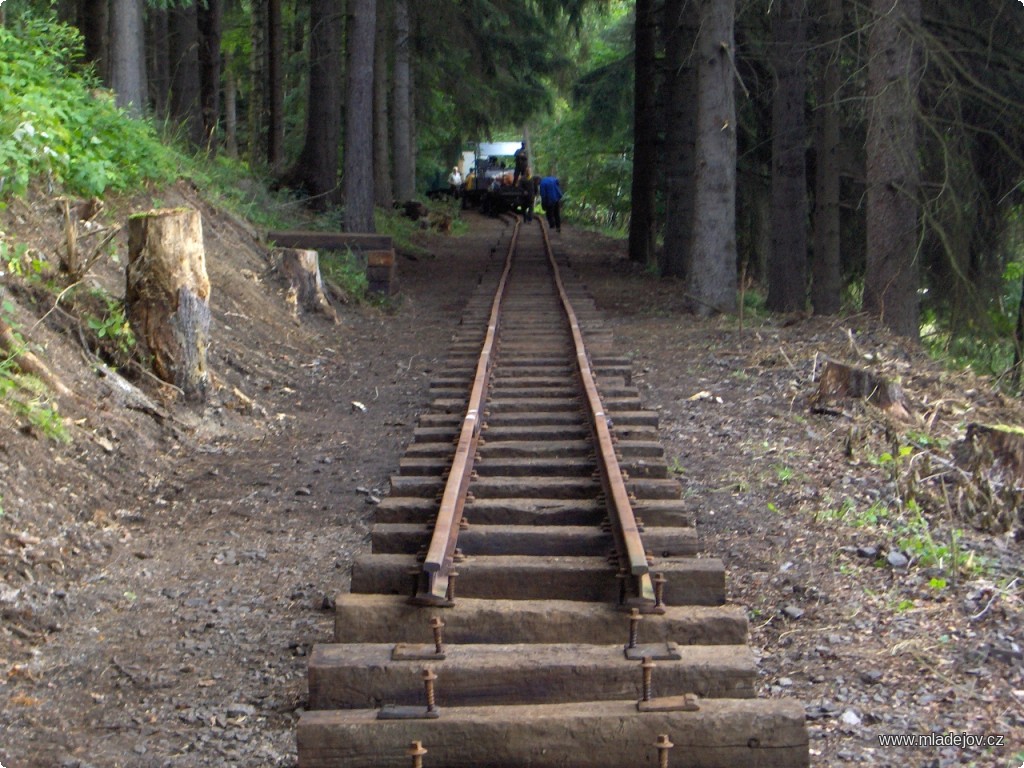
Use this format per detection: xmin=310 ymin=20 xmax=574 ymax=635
xmin=513 ymin=142 xmax=529 ymax=186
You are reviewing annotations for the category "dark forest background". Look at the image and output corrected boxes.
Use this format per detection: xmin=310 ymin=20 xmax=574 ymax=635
xmin=2 ymin=0 xmax=1024 ymax=382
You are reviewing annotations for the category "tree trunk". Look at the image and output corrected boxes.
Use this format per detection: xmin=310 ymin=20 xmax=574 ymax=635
xmin=223 ymin=50 xmax=239 ymax=158
xmin=628 ymin=0 xmax=658 ymax=265
xmin=126 ymin=208 xmax=211 ymax=402
xmin=281 ymin=0 xmax=343 ymax=207
xmin=109 ymin=0 xmax=147 ymax=117
xmin=267 ymin=0 xmax=284 ymax=170
xmin=248 ymin=0 xmax=268 ymax=166
xmin=659 ymin=0 xmax=697 ymax=280
xmin=344 ymin=0 xmax=377 ymax=232
xmin=79 ymin=0 xmax=108 ymax=78
xmin=1013 ymin=268 xmax=1024 ymax=389
xmin=197 ymin=0 xmax=223 ymax=153
xmin=147 ymin=7 xmax=170 ymax=120
xmin=170 ymin=2 xmax=204 ymax=148
xmin=688 ymin=0 xmax=737 ymax=316
xmin=373 ymin=0 xmax=393 ymax=208
xmin=392 ymin=0 xmax=414 ymax=201
xmin=810 ymin=0 xmax=843 ymax=315
xmin=865 ymin=0 xmax=922 ymax=339
xmin=767 ymin=0 xmax=809 ymax=313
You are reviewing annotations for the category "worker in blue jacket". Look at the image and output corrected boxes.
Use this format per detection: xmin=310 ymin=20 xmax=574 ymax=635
xmin=538 ymin=176 xmax=563 ymax=232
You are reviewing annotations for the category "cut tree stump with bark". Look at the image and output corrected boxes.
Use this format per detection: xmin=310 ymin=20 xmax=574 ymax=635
xmin=812 ymin=359 xmax=910 ymax=419
xmin=275 ymin=248 xmax=339 ymax=323
xmin=958 ymin=424 xmax=1024 ymax=484
xmin=126 ymin=207 xmax=211 ymax=402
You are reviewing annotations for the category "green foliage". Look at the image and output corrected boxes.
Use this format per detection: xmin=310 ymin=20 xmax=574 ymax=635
xmin=0 ymin=15 xmax=177 ymax=200
xmin=320 ymin=248 xmax=369 ymax=301
xmin=413 ymin=0 xmax=571 ymax=140
xmin=815 ymin=496 xmax=856 ymax=524
xmin=192 ymin=155 xmax=299 ymax=230
xmin=1 ymin=240 xmax=32 ymax=277
xmin=895 ymin=505 xmax=983 ymax=576
xmin=0 ymin=304 xmax=69 ymax=442
xmin=918 ymin=217 xmax=1024 ymax=389
xmin=84 ymin=292 xmax=135 ymax=360
xmin=533 ymin=103 xmax=632 ymax=229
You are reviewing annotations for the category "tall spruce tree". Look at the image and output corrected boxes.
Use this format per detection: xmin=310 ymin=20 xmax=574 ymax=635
xmin=767 ymin=0 xmax=809 ymax=313
xmin=865 ymin=0 xmax=922 ymax=338
xmin=281 ymin=0 xmax=342 ymax=206
xmin=628 ymin=0 xmax=657 ymax=265
xmin=689 ymin=0 xmax=738 ymax=315
xmin=344 ymin=0 xmax=377 ymax=232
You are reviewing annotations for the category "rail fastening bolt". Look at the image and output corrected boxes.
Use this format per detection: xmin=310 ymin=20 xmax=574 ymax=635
xmin=655 ymin=734 xmax=673 ymax=768
xmin=430 ymin=616 xmax=445 ymax=654
xmin=628 ymin=608 xmax=642 ymax=649
xmin=446 ymin=570 xmax=459 ymax=601
xmin=641 ymin=656 xmax=655 ymax=702
xmin=422 ymin=668 xmax=438 ymax=712
xmin=407 ymin=740 xmax=428 ymax=768
xmin=653 ymin=572 xmax=667 ymax=609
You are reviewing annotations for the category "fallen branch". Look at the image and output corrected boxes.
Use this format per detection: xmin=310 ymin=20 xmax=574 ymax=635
xmin=0 ymin=316 xmax=76 ymax=401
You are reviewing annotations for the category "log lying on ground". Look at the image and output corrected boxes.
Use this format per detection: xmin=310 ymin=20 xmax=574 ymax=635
xmin=126 ymin=207 xmax=210 ymax=402
xmin=0 ymin=316 xmax=76 ymax=402
xmin=812 ymin=359 xmax=910 ymax=419
xmin=275 ymin=247 xmax=338 ymax=323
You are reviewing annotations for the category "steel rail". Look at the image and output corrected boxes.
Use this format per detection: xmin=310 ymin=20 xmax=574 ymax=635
xmin=539 ymin=222 xmax=655 ymax=607
xmin=414 ymin=218 xmax=521 ymax=604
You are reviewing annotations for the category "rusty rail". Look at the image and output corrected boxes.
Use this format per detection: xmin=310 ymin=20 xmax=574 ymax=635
xmin=540 ymin=222 xmax=655 ymax=608
xmin=413 ymin=219 xmax=521 ymax=605
xmin=415 ymin=214 xmax=653 ymax=608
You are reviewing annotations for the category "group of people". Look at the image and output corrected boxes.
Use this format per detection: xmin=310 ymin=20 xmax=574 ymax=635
xmin=448 ymin=142 xmax=564 ymax=230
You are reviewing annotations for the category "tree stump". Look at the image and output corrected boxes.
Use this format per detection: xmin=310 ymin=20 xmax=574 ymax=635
xmin=958 ymin=424 xmax=1024 ymax=484
xmin=126 ymin=207 xmax=211 ymax=402
xmin=275 ymin=248 xmax=339 ymax=323
xmin=812 ymin=359 xmax=910 ymax=419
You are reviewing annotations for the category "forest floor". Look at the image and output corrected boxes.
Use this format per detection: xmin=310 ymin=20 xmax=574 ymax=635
xmin=0 ymin=185 xmax=1022 ymax=768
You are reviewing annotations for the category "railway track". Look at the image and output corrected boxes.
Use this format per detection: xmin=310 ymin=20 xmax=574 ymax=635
xmin=297 ymin=218 xmax=809 ymax=767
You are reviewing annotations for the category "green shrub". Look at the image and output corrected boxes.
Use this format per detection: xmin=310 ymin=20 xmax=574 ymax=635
xmin=0 ymin=300 xmax=68 ymax=442
xmin=320 ymin=248 xmax=369 ymax=300
xmin=0 ymin=15 xmax=177 ymax=200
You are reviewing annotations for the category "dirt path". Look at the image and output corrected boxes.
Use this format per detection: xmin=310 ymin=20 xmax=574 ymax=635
xmin=1 ymin=205 xmax=1021 ymax=767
